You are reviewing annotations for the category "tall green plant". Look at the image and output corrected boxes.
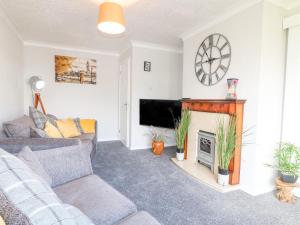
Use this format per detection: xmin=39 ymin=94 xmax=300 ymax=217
xmin=216 ymin=116 xmax=237 ymax=171
xmin=175 ymin=110 xmax=191 ymax=150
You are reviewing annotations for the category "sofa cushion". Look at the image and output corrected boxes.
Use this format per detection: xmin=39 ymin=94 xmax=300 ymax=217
xmin=0 ymin=148 xmax=80 ymax=225
xmin=0 ymin=191 xmax=32 ymax=225
xmin=117 ymin=211 xmax=161 ymax=225
xmin=17 ymin=146 xmax=52 ymax=186
xmin=80 ymin=119 xmax=96 ymax=134
xmin=44 ymin=121 xmax=62 ymax=138
xmin=3 ymin=116 xmax=35 ymax=138
xmin=34 ymin=145 xmax=93 ymax=187
xmin=29 ymin=107 xmax=48 ymax=129
xmin=54 ymin=175 xmax=137 ymax=225
xmin=56 ymin=119 xmax=81 ymax=138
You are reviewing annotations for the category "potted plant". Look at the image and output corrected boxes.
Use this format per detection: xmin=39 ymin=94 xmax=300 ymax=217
xmin=175 ymin=109 xmax=191 ymax=161
xmin=151 ymin=128 xmax=165 ymax=155
xmin=216 ymin=116 xmax=236 ymax=186
xmin=273 ymin=143 xmax=300 ymax=183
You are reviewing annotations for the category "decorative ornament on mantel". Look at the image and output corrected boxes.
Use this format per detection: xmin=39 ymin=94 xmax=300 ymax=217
xmin=226 ymin=78 xmax=238 ymax=100
xmin=98 ymin=2 xmax=126 ymax=35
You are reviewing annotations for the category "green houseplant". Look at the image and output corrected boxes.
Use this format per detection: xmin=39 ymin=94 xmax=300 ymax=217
xmin=175 ymin=110 xmax=191 ymax=161
xmin=273 ymin=143 xmax=300 ymax=183
xmin=216 ymin=116 xmax=237 ymax=186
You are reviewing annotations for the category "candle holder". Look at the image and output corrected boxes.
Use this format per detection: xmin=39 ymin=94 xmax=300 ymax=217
xmin=226 ymin=78 xmax=239 ymax=100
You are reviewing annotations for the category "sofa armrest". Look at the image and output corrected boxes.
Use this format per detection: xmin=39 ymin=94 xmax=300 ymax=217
xmin=34 ymin=144 xmax=93 ymax=187
xmin=0 ymin=137 xmax=81 ymax=154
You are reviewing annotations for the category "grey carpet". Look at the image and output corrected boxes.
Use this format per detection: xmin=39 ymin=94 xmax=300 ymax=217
xmin=93 ymin=141 xmax=300 ymax=225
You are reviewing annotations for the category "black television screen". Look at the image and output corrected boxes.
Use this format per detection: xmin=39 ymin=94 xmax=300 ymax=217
xmin=139 ymin=99 xmax=181 ymax=129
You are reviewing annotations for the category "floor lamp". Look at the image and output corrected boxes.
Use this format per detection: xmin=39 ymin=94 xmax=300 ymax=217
xmin=29 ymin=76 xmax=46 ymax=114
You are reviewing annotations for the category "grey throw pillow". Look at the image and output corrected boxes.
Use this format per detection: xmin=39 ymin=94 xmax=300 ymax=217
xmin=0 ymin=191 xmax=32 ymax=225
xmin=30 ymin=127 xmax=49 ymax=138
xmin=2 ymin=115 xmax=35 ymax=138
xmin=17 ymin=146 xmax=53 ymax=186
xmin=29 ymin=106 xmax=47 ymax=129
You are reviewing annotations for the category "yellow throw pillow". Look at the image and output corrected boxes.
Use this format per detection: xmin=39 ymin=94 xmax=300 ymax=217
xmin=0 ymin=216 xmax=5 ymax=225
xmin=80 ymin=119 xmax=96 ymax=134
xmin=56 ymin=119 xmax=81 ymax=138
xmin=44 ymin=121 xmax=63 ymax=138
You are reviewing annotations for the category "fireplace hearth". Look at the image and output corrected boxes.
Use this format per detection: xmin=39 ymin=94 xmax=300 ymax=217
xmin=197 ymin=130 xmax=215 ymax=172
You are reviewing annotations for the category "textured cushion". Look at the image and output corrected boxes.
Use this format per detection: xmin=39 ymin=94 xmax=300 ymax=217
xmin=54 ymin=175 xmax=137 ymax=225
xmin=17 ymin=146 xmax=52 ymax=186
xmin=0 ymin=148 xmax=79 ymax=225
xmin=80 ymin=119 xmax=96 ymax=134
xmin=34 ymin=145 xmax=93 ymax=187
xmin=117 ymin=211 xmax=161 ymax=225
xmin=0 ymin=191 xmax=32 ymax=225
xmin=44 ymin=121 xmax=62 ymax=138
xmin=64 ymin=204 xmax=94 ymax=225
xmin=29 ymin=107 xmax=47 ymax=129
xmin=2 ymin=116 xmax=35 ymax=138
xmin=56 ymin=119 xmax=81 ymax=138
xmin=30 ymin=127 xmax=48 ymax=138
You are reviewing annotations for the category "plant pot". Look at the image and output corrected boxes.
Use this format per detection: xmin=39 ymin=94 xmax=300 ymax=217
xmin=280 ymin=172 xmax=298 ymax=184
xmin=218 ymin=168 xmax=229 ymax=186
xmin=176 ymin=148 xmax=184 ymax=161
xmin=152 ymin=141 xmax=164 ymax=155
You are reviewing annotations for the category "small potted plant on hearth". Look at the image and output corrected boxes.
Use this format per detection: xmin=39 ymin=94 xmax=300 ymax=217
xmin=216 ymin=116 xmax=237 ymax=186
xmin=151 ymin=128 xmax=166 ymax=156
xmin=175 ymin=109 xmax=191 ymax=161
xmin=269 ymin=143 xmax=300 ymax=183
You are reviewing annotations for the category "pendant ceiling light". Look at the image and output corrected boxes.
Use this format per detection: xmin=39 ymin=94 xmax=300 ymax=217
xmin=98 ymin=2 xmax=125 ymax=35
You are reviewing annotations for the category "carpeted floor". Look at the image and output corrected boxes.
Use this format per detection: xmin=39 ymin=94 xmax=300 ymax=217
xmin=93 ymin=141 xmax=300 ymax=225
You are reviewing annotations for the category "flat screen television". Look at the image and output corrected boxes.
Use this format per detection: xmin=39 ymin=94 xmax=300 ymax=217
xmin=139 ymin=99 xmax=181 ymax=129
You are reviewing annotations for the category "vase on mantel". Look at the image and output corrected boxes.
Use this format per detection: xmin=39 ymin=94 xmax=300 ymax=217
xmin=226 ymin=78 xmax=239 ymax=100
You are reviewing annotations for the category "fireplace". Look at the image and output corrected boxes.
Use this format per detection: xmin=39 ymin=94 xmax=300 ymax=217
xmin=197 ymin=130 xmax=215 ymax=172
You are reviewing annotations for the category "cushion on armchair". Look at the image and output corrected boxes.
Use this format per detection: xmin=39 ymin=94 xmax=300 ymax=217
xmin=2 ymin=116 xmax=35 ymax=138
xmin=43 ymin=121 xmax=62 ymax=138
xmin=17 ymin=146 xmax=52 ymax=186
xmin=56 ymin=119 xmax=81 ymax=138
xmin=80 ymin=119 xmax=96 ymax=134
xmin=29 ymin=107 xmax=47 ymax=129
xmin=34 ymin=144 xmax=93 ymax=187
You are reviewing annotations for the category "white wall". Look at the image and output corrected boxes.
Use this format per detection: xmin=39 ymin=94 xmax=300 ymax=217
xmin=0 ymin=7 xmax=24 ymax=125
xmin=282 ymin=23 xmax=300 ymax=145
xmin=130 ymin=47 xmax=183 ymax=150
xmin=23 ymin=45 xmax=120 ymax=141
xmin=182 ymin=1 xmax=287 ymax=195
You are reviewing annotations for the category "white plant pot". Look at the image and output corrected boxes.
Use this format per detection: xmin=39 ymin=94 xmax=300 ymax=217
xmin=218 ymin=173 xmax=229 ymax=186
xmin=176 ymin=152 xmax=184 ymax=161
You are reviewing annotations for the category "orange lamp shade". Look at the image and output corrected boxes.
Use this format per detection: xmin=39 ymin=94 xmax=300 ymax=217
xmin=98 ymin=2 xmax=126 ymax=34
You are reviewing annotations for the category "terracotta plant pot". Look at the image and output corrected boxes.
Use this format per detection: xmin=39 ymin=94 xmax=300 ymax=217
xmin=152 ymin=141 xmax=164 ymax=155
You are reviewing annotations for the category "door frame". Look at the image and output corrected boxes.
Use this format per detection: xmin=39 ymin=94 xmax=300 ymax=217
xmin=118 ymin=57 xmax=131 ymax=148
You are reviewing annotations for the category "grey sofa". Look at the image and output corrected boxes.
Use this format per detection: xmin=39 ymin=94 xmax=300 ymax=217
xmin=1 ymin=144 xmax=161 ymax=225
xmin=0 ymin=115 xmax=97 ymax=160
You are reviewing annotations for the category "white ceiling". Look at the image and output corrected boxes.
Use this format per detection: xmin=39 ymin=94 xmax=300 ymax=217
xmin=0 ymin=0 xmax=298 ymax=53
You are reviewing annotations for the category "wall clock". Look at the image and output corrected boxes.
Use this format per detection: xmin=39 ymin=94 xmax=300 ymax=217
xmin=195 ymin=33 xmax=231 ymax=86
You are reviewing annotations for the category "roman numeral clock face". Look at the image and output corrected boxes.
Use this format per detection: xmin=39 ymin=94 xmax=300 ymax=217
xmin=195 ymin=33 xmax=231 ymax=86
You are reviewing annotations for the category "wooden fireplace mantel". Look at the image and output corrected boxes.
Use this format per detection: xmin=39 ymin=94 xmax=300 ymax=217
xmin=181 ymin=99 xmax=246 ymax=185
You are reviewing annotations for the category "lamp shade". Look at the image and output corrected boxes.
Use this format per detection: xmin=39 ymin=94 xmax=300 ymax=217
xmin=98 ymin=2 xmax=125 ymax=34
xmin=29 ymin=76 xmax=45 ymax=93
